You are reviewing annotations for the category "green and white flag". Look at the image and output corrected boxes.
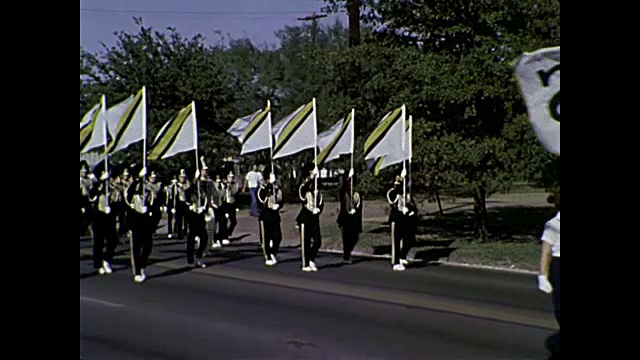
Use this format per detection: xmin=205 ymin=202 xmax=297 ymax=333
xmin=147 ymin=102 xmax=198 ymax=160
xmin=272 ymin=100 xmax=316 ymax=160
xmin=316 ymin=109 xmax=354 ymax=165
xmin=227 ymin=102 xmax=272 ymax=155
xmin=372 ymin=114 xmax=411 ymax=175
xmin=107 ymin=87 xmax=146 ymax=154
xmin=80 ymin=95 xmax=107 ymax=153
xmin=363 ymin=105 xmax=405 ymax=161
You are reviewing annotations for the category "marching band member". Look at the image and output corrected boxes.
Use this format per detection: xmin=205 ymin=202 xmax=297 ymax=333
xmin=174 ymin=169 xmax=191 ymax=239
xmin=125 ymin=166 xmax=155 ymax=283
xmin=88 ymin=170 xmax=119 ymax=275
xmin=199 ymin=158 xmax=217 ymax=250
xmin=117 ymin=168 xmax=133 ymax=237
xmin=337 ymin=170 xmax=362 ymax=264
xmin=80 ymin=163 xmax=94 ymax=237
xmin=219 ymin=171 xmax=239 ymax=244
xmin=296 ymin=164 xmax=323 ymax=272
xmin=387 ymin=171 xmax=418 ymax=271
xmin=210 ymin=174 xmax=224 ymax=248
xmin=257 ymin=168 xmax=283 ymax=266
xmin=146 ymin=171 xmax=166 ymax=236
xmin=166 ymin=175 xmax=178 ymax=238
xmin=185 ymin=169 xmax=209 ymax=268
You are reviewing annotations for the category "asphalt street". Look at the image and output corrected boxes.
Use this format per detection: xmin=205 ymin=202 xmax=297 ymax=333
xmin=80 ymin=236 xmax=557 ymax=359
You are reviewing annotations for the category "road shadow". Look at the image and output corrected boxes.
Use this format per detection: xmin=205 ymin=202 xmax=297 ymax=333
xmin=317 ymin=256 xmax=381 ymax=270
xmin=147 ymin=265 xmax=195 ymax=280
xmin=229 ymin=234 xmax=251 ymax=243
xmin=413 ymin=248 xmax=457 ymax=262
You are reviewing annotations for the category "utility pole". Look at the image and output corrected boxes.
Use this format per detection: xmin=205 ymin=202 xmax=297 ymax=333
xmin=297 ymin=12 xmax=327 ymax=44
xmin=346 ymin=0 xmax=361 ymax=47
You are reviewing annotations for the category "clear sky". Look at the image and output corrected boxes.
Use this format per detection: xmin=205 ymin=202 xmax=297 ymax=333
xmin=80 ymin=0 xmax=346 ymax=53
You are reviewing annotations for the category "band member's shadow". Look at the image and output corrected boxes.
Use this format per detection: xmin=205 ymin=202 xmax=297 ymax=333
xmin=147 ymin=265 xmax=194 ymax=280
xmin=317 ymin=257 xmax=380 ymax=270
xmin=229 ymin=234 xmax=250 ymax=243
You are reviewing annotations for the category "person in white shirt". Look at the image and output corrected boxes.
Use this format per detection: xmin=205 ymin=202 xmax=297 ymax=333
xmin=538 ymin=187 xmax=560 ymax=358
xmin=243 ymin=164 xmax=263 ymax=217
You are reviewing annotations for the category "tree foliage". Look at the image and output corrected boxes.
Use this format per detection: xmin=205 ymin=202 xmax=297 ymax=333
xmin=80 ymin=0 xmax=560 ymax=242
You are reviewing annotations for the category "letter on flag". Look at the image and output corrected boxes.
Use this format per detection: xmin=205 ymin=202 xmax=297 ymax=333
xmin=272 ymin=101 xmax=316 ymax=160
xmin=147 ymin=102 xmax=198 ymax=160
xmin=514 ymin=46 xmax=560 ymax=154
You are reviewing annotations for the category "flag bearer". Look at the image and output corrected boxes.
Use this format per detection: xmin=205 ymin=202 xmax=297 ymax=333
xmin=174 ymin=169 xmax=191 ymax=239
xmin=386 ymin=171 xmax=418 ymax=271
xmin=125 ymin=166 xmax=155 ymax=283
xmin=219 ymin=171 xmax=239 ymax=244
xmin=186 ymin=169 xmax=209 ymax=268
xmin=116 ymin=168 xmax=133 ymax=237
xmin=80 ymin=162 xmax=94 ymax=237
xmin=166 ymin=175 xmax=178 ymax=238
xmin=88 ymin=170 xmax=119 ymax=275
xmin=257 ymin=167 xmax=284 ymax=266
xmin=146 ymin=170 xmax=166 ymax=235
xmin=337 ymin=170 xmax=362 ymax=263
xmin=296 ymin=163 xmax=323 ymax=272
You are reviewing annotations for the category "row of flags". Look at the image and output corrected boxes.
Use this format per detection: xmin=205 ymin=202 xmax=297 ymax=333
xmin=227 ymin=100 xmax=412 ymax=177
xmin=80 ymin=44 xmax=558 ymax=180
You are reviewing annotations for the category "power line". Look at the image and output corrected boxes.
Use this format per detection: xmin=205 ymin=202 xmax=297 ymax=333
xmin=80 ymin=8 xmax=318 ymax=16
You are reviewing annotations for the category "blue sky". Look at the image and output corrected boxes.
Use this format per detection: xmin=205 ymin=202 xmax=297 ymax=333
xmin=80 ymin=0 xmax=346 ymax=53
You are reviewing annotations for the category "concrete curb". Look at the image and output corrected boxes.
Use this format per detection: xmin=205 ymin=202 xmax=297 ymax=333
xmin=318 ymin=248 xmax=538 ymax=275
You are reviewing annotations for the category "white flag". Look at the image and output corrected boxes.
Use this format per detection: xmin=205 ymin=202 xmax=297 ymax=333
xmin=227 ymin=105 xmax=272 ymax=155
xmin=272 ymin=100 xmax=316 ymax=160
xmin=147 ymin=102 xmax=198 ymax=160
xmin=374 ymin=115 xmax=411 ymax=174
xmin=81 ymin=95 xmax=108 ymax=153
xmin=364 ymin=105 xmax=405 ymax=161
xmin=514 ymin=46 xmax=560 ymax=154
xmin=316 ymin=110 xmax=354 ymax=165
xmin=107 ymin=87 xmax=146 ymax=154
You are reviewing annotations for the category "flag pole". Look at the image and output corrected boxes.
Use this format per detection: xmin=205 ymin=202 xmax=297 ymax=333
xmin=142 ymin=86 xmax=147 ymax=198
xmin=267 ymin=100 xmax=276 ymax=198
xmin=101 ymin=95 xmax=109 ymax=207
xmin=401 ymin=104 xmax=406 ymax=208
xmin=192 ymin=101 xmax=201 ymax=206
xmin=350 ymin=108 xmax=354 ymax=201
xmin=408 ymin=115 xmax=412 ymax=194
xmin=313 ymin=98 xmax=318 ymax=207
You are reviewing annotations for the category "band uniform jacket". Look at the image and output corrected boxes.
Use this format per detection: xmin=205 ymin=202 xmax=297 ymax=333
xmin=387 ymin=185 xmax=418 ymax=224
xmin=222 ymin=180 xmax=239 ymax=206
xmin=124 ymin=178 xmax=154 ymax=228
xmin=337 ymin=190 xmax=362 ymax=234
xmin=257 ymin=183 xmax=284 ymax=224
xmin=88 ymin=180 xmax=113 ymax=215
xmin=295 ymin=179 xmax=324 ymax=225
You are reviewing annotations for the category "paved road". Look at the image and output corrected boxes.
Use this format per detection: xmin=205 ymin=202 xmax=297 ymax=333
xmin=80 ymin=237 xmax=557 ymax=359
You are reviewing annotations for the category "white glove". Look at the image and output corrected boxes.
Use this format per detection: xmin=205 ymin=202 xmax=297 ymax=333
xmin=225 ymin=213 xmax=230 ymax=219
xmin=401 ymin=206 xmax=409 ymax=214
xmin=270 ymin=204 xmax=280 ymax=210
xmin=141 ymin=206 xmax=148 ymax=214
xmin=89 ymin=173 xmax=96 ymax=180
xmin=171 ymin=208 xmax=176 ymax=214
xmin=104 ymin=206 xmax=111 ymax=214
xmin=235 ymin=208 xmax=239 ymax=212
xmin=81 ymin=208 xmax=85 ymax=214
xmin=269 ymin=173 xmax=276 ymax=184
xmin=348 ymin=168 xmax=354 ymax=178
xmin=348 ymin=209 xmax=356 ymax=215
xmin=100 ymin=172 xmax=109 ymax=181
xmin=211 ymin=203 xmax=218 ymax=209
xmin=312 ymin=167 xmax=319 ymax=177
xmin=314 ymin=189 xmax=319 ymax=195
xmin=198 ymin=206 xmax=206 ymax=214
xmin=313 ymin=207 xmax=320 ymax=215
xmin=189 ymin=204 xmax=197 ymax=212
xmin=537 ymin=275 xmax=553 ymax=294
xmin=195 ymin=169 xmax=200 ymax=179
xmin=139 ymin=167 xmax=147 ymax=177
xmin=409 ymin=211 xmax=415 ymax=216
xmin=400 ymin=168 xmax=407 ymax=178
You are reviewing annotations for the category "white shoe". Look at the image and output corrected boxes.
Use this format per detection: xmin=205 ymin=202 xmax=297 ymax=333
xmin=400 ymin=259 xmax=408 ymax=265
xmin=393 ymin=264 xmax=406 ymax=271
xmin=265 ymin=259 xmax=274 ymax=266
xmin=98 ymin=267 xmax=106 ymax=275
xmin=168 ymin=234 xmax=173 ymax=239
xmin=302 ymin=266 xmax=313 ymax=272
xmin=309 ymin=261 xmax=318 ymax=271
xmin=270 ymin=254 xmax=277 ymax=264
xmin=222 ymin=239 xmax=230 ymax=245
xmin=196 ymin=260 xmax=206 ymax=268
xmin=134 ymin=274 xmax=145 ymax=283
xmin=102 ymin=260 xmax=112 ymax=274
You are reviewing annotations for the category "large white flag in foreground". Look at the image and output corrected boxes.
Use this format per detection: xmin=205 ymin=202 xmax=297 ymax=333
xmin=514 ymin=46 xmax=560 ymax=155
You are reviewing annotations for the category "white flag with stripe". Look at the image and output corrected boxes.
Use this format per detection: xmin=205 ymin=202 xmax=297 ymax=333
xmin=147 ymin=102 xmax=198 ymax=160
xmin=227 ymin=104 xmax=272 ymax=155
xmin=363 ymin=105 xmax=405 ymax=161
xmin=107 ymin=87 xmax=146 ymax=154
xmin=272 ymin=100 xmax=316 ymax=160
xmin=374 ymin=115 xmax=411 ymax=174
xmin=316 ymin=109 xmax=354 ymax=165
xmin=514 ymin=46 xmax=560 ymax=154
xmin=80 ymin=95 xmax=107 ymax=153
